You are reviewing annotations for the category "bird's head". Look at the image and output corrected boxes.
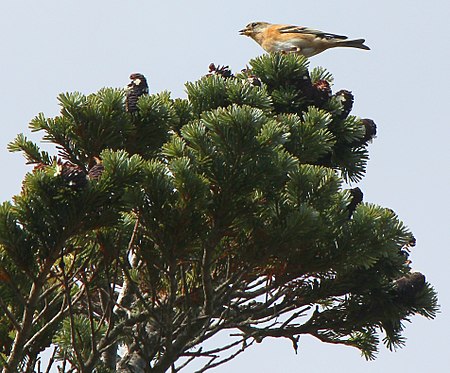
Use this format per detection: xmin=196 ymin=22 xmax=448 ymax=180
xmin=127 ymin=73 xmax=148 ymax=91
xmin=239 ymin=22 xmax=271 ymax=37
xmin=129 ymin=73 xmax=146 ymax=85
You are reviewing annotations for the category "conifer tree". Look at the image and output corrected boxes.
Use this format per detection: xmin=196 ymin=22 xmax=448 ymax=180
xmin=0 ymin=54 xmax=438 ymax=373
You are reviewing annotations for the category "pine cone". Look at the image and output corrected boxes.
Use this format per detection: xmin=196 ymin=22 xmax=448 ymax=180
xmin=208 ymin=63 xmax=234 ymax=79
xmin=399 ymin=234 xmax=416 ymax=265
xmin=247 ymin=74 xmax=262 ymax=87
xmin=87 ymin=157 xmax=104 ymax=180
xmin=293 ymin=72 xmax=313 ymax=95
xmin=88 ymin=163 xmax=105 ymax=180
xmin=349 ymin=119 xmax=377 ymax=147
xmin=361 ymin=118 xmax=377 ymax=143
xmin=334 ymin=90 xmax=354 ymax=119
xmin=312 ymin=79 xmax=332 ymax=106
xmin=240 ymin=68 xmax=262 ymax=87
xmin=56 ymin=162 xmax=87 ymax=189
xmin=394 ymin=272 xmax=426 ymax=300
xmin=347 ymin=187 xmax=363 ymax=218
xmin=126 ymin=73 xmax=149 ymax=113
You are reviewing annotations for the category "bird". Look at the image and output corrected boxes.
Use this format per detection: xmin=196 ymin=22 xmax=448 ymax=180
xmin=125 ymin=73 xmax=149 ymax=113
xmin=239 ymin=22 xmax=370 ymax=57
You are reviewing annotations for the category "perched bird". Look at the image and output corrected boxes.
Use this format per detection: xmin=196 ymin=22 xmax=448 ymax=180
xmin=125 ymin=73 xmax=149 ymax=113
xmin=239 ymin=22 xmax=370 ymax=57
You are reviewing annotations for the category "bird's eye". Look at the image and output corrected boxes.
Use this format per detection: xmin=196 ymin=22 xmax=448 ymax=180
xmin=250 ymin=22 xmax=258 ymax=28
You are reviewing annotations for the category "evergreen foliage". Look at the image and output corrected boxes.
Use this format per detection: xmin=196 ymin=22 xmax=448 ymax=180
xmin=0 ymin=54 xmax=437 ymax=373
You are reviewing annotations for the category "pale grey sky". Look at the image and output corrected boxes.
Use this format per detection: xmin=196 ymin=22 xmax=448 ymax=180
xmin=0 ymin=1 xmax=449 ymax=371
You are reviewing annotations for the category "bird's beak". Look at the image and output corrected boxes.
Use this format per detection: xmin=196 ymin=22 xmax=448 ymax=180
xmin=239 ymin=28 xmax=250 ymax=36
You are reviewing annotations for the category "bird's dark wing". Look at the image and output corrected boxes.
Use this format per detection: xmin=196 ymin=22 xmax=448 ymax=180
xmin=278 ymin=25 xmax=348 ymax=40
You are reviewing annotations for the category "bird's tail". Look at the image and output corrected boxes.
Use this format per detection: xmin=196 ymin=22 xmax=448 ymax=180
xmin=338 ymin=39 xmax=370 ymax=50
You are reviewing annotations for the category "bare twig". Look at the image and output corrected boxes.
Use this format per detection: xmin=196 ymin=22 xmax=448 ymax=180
xmin=23 ymin=284 xmax=86 ymax=352
xmin=186 ymin=336 xmax=247 ymax=357
xmin=280 ymin=306 xmax=312 ymax=329
xmin=81 ymin=270 xmax=98 ymax=357
xmin=201 ymin=243 xmax=213 ymax=314
xmin=61 ymin=256 xmax=86 ymax=373
xmin=4 ymin=256 xmax=57 ymax=373
xmin=0 ymin=267 xmax=26 ymax=307
xmin=37 ymin=282 xmax=60 ymax=303
xmin=194 ymin=338 xmax=255 ymax=373
xmin=174 ymin=350 xmax=201 ymax=372
xmin=0 ymin=296 xmax=20 ymax=331
xmin=114 ymin=214 xmax=140 ymax=315
xmin=44 ymin=346 xmax=58 ymax=373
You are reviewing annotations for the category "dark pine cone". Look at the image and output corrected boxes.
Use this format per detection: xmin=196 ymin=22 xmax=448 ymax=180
xmin=351 ymin=118 xmax=377 ymax=147
xmin=208 ymin=63 xmax=234 ymax=79
xmin=312 ymin=79 xmax=332 ymax=106
xmin=126 ymin=73 xmax=149 ymax=113
xmin=361 ymin=118 xmax=377 ymax=144
xmin=293 ymin=71 xmax=313 ymax=96
xmin=394 ymin=272 xmax=426 ymax=301
xmin=334 ymin=90 xmax=354 ymax=119
xmin=346 ymin=187 xmax=363 ymax=218
xmin=57 ymin=162 xmax=87 ymax=189
xmin=246 ymin=74 xmax=262 ymax=87
xmin=240 ymin=68 xmax=262 ymax=87
xmin=88 ymin=164 xmax=105 ymax=180
xmin=87 ymin=157 xmax=104 ymax=180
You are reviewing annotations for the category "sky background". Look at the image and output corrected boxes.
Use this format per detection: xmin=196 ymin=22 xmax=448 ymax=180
xmin=1 ymin=1 xmax=449 ymax=371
